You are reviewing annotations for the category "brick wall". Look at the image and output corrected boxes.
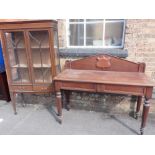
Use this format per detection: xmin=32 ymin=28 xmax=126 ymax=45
xmin=57 ymin=19 xmax=155 ymax=80
xmin=125 ymin=19 xmax=155 ymax=80
xmin=58 ymin=19 xmax=67 ymax=48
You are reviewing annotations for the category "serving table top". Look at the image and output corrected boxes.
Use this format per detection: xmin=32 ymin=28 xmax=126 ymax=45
xmin=54 ymin=69 xmax=155 ymax=87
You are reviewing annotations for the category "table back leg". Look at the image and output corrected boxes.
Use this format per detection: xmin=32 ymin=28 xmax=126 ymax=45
xmin=64 ymin=90 xmax=70 ymax=111
xmin=135 ymin=96 xmax=142 ymax=119
xmin=56 ymin=92 xmax=62 ymax=123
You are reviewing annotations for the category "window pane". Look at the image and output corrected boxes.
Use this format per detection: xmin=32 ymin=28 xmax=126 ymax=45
xmin=105 ymin=22 xmax=124 ymax=46
xmin=86 ymin=19 xmax=103 ymax=22
xmin=86 ymin=23 xmax=103 ymax=46
xmin=69 ymin=24 xmax=84 ymax=46
xmin=69 ymin=19 xmax=84 ymax=22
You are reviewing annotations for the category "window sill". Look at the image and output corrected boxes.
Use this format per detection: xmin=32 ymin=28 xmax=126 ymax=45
xmin=59 ymin=48 xmax=128 ymax=58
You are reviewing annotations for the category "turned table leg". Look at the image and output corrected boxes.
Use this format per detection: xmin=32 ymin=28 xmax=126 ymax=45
xmin=64 ymin=90 xmax=70 ymax=111
xmin=11 ymin=92 xmax=17 ymax=115
xmin=135 ymin=96 xmax=142 ymax=119
xmin=140 ymin=97 xmax=150 ymax=135
xmin=56 ymin=92 xmax=62 ymax=123
xmin=21 ymin=93 xmax=26 ymax=107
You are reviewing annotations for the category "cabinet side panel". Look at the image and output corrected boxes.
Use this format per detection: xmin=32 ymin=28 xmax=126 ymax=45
xmin=48 ymin=28 xmax=57 ymax=78
xmin=0 ymin=30 xmax=12 ymax=85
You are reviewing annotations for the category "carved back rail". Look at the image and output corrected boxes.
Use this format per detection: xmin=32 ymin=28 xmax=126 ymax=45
xmin=64 ymin=54 xmax=146 ymax=73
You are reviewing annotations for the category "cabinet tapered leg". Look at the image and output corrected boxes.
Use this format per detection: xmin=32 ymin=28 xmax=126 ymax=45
xmin=11 ymin=92 xmax=17 ymax=115
xmin=64 ymin=90 xmax=70 ymax=111
xmin=56 ymin=92 xmax=62 ymax=123
xmin=135 ymin=96 xmax=142 ymax=119
xmin=140 ymin=98 xmax=150 ymax=135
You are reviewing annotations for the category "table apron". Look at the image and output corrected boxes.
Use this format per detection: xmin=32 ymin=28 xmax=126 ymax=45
xmin=55 ymin=81 xmax=148 ymax=96
xmin=60 ymin=82 xmax=96 ymax=92
xmin=96 ymin=84 xmax=145 ymax=96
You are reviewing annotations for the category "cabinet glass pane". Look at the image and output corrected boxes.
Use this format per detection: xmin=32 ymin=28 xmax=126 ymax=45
xmin=29 ymin=30 xmax=52 ymax=83
xmin=43 ymin=68 xmax=52 ymax=83
xmin=54 ymin=30 xmax=61 ymax=74
xmin=33 ymin=69 xmax=43 ymax=83
xmin=4 ymin=32 xmax=30 ymax=83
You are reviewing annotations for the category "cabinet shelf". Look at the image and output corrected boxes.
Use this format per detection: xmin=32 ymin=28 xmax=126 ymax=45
xmin=11 ymin=64 xmax=28 ymax=68
xmin=31 ymin=46 xmax=50 ymax=49
xmin=34 ymin=79 xmax=52 ymax=83
xmin=33 ymin=64 xmax=51 ymax=68
xmin=8 ymin=47 xmax=26 ymax=50
xmin=8 ymin=47 xmax=50 ymax=50
xmin=14 ymin=79 xmax=30 ymax=83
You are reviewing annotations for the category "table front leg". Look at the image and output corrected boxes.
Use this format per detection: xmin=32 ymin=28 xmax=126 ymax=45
xmin=56 ymin=91 xmax=62 ymax=124
xmin=135 ymin=96 xmax=142 ymax=119
xmin=140 ymin=97 xmax=150 ymax=135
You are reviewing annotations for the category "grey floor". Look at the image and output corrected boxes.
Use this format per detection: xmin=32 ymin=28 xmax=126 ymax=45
xmin=0 ymin=100 xmax=155 ymax=135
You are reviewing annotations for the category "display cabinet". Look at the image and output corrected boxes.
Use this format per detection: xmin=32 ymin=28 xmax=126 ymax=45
xmin=0 ymin=20 xmax=61 ymax=114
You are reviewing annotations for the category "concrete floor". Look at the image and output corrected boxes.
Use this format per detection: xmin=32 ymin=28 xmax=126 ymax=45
xmin=0 ymin=100 xmax=155 ymax=135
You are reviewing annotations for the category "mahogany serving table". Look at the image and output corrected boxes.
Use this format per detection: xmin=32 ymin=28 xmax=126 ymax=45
xmin=54 ymin=54 xmax=155 ymax=134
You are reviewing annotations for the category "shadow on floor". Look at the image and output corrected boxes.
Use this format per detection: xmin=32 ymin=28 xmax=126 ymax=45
xmin=46 ymin=103 xmax=139 ymax=135
xmin=45 ymin=104 xmax=61 ymax=123
xmin=110 ymin=114 xmax=139 ymax=135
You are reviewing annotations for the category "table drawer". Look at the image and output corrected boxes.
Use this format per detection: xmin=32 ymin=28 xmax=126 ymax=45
xmin=97 ymin=84 xmax=144 ymax=95
xmin=61 ymin=82 xmax=95 ymax=92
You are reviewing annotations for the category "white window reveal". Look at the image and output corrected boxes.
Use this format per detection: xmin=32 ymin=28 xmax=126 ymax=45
xmin=67 ymin=19 xmax=125 ymax=48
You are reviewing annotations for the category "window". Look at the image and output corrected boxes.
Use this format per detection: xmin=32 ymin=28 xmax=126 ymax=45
xmin=67 ymin=19 xmax=125 ymax=48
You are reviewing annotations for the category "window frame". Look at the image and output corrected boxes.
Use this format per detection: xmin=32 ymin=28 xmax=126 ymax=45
xmin=66 ymin=19 xmax=126 ymax=48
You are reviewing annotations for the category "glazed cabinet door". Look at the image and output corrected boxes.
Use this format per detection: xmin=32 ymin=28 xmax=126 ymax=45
xmin=28 ymin=30 xmax=53 ymax=84
xmin=3 ymin=31 xmax=31 ymax=84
